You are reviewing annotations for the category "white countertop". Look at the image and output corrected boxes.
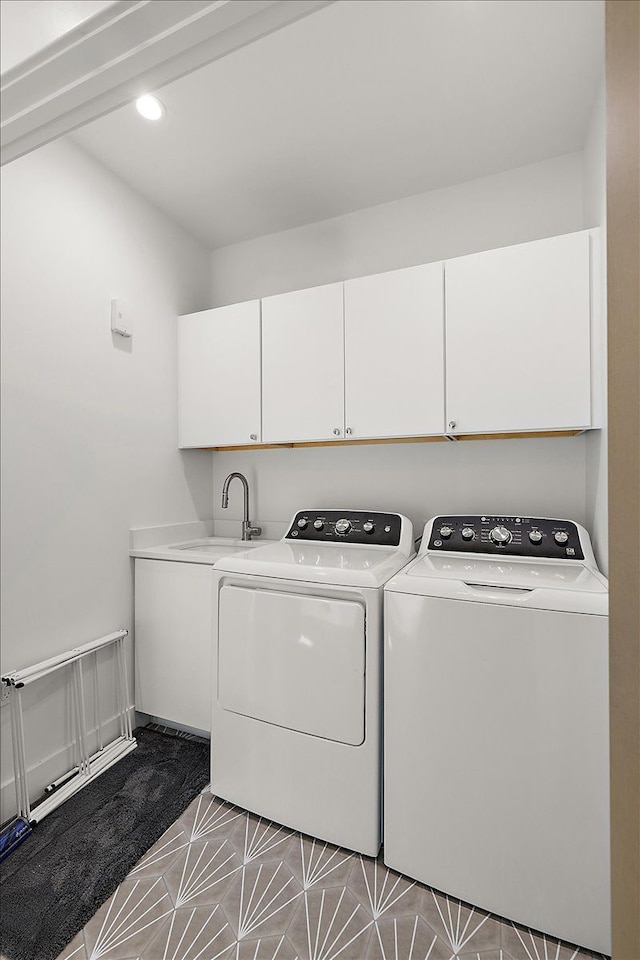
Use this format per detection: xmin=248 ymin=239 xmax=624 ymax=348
xmin=130 ymin=536 xmax=276 ymax=564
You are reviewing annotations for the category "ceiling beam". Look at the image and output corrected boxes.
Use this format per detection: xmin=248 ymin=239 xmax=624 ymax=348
xmin=0 ymin=0 xmax=334 ymax=166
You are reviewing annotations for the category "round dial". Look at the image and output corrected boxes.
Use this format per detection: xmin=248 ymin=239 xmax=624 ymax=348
xmin=490 ymin=525 xmax=512 ymax=544
xmin=335 ymin=518 xmax=352 ymax=535
xmin=461 ymin=527 xmax=475 ymax=541
xmin=554 ymin=530 xmax=569 ymax=545
xmin=363 ymin=521 xmax=375 ymax=534
xmin=439 ymin=526 xmax=453 ymax=539
xmin=297 ymin=518 xmax=308 ymax=529
xmin=529 ymin=529 xmax=543 ymax=544
xmin=313 ymin=519 xmax=324 ymax=531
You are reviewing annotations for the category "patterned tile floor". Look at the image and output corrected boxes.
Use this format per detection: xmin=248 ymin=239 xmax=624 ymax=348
xmin=50 ymin=786 xmax=608 ymax=960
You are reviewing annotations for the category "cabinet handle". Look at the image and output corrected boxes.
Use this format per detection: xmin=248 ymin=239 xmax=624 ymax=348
xmin=345 ymin=427 xmax=353 ymax=435
xmin=333 ymin=428 xmax=341 ymax=436
xmin=250 ymin=434 xmax=257 ymax=441
xmin=448 ymin=421 xmax=457 ymax=431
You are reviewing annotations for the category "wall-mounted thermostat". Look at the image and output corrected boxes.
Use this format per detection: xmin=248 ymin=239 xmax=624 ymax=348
xmin=111 ymin=299 xmax=133 ymax=338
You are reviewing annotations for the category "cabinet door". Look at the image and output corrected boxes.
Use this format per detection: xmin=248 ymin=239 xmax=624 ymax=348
xmin=134 ymin=560 xmax=213 ymax=732
xmin=262 ymin=283 xmax=344 ymax=443
xmin=178 ymin=300 xmax=261 ymax=447
xmin=344 ymin=263 xmax=444 ymax=438
xmin=445 ymin=231 xmax=591 ymax=434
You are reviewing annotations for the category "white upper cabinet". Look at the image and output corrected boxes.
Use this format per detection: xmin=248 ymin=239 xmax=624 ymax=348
xmin=177 ymin=230 xmax=595 ymax=449
xmin=445 ymin=231 xmax=592 ymax=435
xmin=178 ymin=300 xmax=261 ymax=448
xmin=344 ymin=262 xmax=445 ymax=439
xmin=262 ymin=282 xmax=344 ymax=443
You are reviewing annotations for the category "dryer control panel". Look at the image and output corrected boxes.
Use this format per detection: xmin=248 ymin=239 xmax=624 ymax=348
xmin=427 ymin=515 xmax=584 ymax=560
xmin=286 ymin=510 xmax=403 ymax=546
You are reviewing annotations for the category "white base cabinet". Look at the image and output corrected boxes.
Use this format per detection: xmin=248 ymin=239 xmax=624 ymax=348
xmin=134 ymin=559 xmax=213 ymax=732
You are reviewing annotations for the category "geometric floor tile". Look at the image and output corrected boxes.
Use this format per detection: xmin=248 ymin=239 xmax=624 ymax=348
xmin=501 ymin=923 xmax=602 ymax=960
xmin=83 ymin=876 xmax=174 ymax=959
xmin=365 ymin=916 xmax=452 ymax=960
xmin=226 ymin=933 xmax=300 ymax=959
xmin=222 ymin=860 xmax=303 ymax=941
xmin=178 ymin=793 xmax=246 ymax=844
xmin=142 ymin=903 xmax=236 ymax=960
xmin=54 ymin=786 xmax=609 ymax=960
xmin=350 ymin=856 xmax=423 ymax=920
xmin=287 ymin=886 xmax=373 ymax=960
xmin=288 ymin=835 xmax=356 ymax=891
xmin=229 ymin=812 xmax=296 ymax=866
xmin=164 ymin=839 xmax=242 ymax=908
xmin=419 ymin=889 xmax=502 ymax=957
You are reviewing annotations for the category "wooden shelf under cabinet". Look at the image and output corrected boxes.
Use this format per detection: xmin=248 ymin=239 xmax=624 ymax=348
xmin=197 ymin=429 xmax=584 ymax=452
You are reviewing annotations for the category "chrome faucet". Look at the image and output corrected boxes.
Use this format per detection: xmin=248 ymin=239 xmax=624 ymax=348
xmin=221 ymin=472 xmax=262 ymax=541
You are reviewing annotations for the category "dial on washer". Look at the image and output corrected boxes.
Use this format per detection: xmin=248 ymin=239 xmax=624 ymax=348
xmin=490 ymin=525 xmax=512 ymax=545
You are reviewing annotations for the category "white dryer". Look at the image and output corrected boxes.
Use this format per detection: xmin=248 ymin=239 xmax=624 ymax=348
xmin=212 ymin=509 xmax=414 ymax=856
xmin=384 ymin=514 xmax=609 ymax=955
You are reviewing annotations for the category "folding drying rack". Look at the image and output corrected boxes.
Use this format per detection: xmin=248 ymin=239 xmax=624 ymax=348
xmin=1 ymin=629 xmax=136 ymax=824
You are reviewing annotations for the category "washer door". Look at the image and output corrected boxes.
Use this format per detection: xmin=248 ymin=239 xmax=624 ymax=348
xmin=218 ymin=585 xmax=365 ymax=745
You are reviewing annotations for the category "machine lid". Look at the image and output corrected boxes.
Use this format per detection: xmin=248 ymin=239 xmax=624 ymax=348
xmin=385 ymin=553 xmax=608 ymax=615
xmin=406 ymin=554 xmax=607 ymax=591
xmin=214 ymin=539 xmax=412 ymax=587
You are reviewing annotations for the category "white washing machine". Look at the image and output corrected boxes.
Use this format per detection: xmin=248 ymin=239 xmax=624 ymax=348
xmin=212 ymin=509 xmax=414 ymax=856
xmin=384 ymin=514 xmax=610 ymax=955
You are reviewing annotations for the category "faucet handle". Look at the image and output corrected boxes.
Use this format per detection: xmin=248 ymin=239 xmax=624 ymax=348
xmin=242 ymin=521 xmax=262 ymax=541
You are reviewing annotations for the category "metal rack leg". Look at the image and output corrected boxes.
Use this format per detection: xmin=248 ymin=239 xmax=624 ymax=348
xmin=75 ymin=660 xmax=90 ymax=776
xmin=12 ymin=688 xmax=31 ymax=821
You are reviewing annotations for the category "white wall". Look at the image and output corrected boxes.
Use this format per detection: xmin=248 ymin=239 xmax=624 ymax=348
xmin=0 ymin=139 xmax=212 ymax=816
xmin=210 ymin=154 xmax=590 ymax=540
xmin=0 ymin=0 xmax=116 ymax=73
xmin=583 ymin=84 xmax=608 ymax=574
xmin=210 ymin=153 xmax=584 ymax=302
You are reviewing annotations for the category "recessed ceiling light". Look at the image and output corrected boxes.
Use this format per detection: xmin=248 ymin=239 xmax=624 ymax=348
xmin=135 ymin=95 xmax=166 ymax=121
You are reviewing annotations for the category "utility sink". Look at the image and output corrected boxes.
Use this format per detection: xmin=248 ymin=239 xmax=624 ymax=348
xmin=167 ymin=537 xmax=272 ymax=559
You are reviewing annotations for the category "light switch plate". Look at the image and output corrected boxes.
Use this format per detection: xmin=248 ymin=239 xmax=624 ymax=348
xmin=111 ymin=298 xmax=133 ymax=338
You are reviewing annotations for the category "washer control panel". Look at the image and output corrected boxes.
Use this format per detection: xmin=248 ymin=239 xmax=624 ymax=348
xmin=287 ymin=510 xmax=402 ymax=546
xmin=427 ymin=516 xmax=584 ymax=560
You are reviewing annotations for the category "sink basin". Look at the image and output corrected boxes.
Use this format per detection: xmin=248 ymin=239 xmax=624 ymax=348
xmin=168 ymin=538 xmax=271 ymax=559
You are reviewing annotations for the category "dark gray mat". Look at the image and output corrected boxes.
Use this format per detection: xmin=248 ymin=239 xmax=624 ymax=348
xmin=0 ymin=726 xmax=209 ymax=960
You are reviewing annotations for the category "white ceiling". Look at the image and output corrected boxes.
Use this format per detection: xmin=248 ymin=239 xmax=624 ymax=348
xmin=71 ymin=0 xmax=603 ymax=250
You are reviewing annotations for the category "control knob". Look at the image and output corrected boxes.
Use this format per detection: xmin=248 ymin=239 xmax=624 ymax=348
xmin=490 ymin=525 xmax=512 ymax=545
xmin=335 ymin=518 xmax=352 ymax=535
xmin=461 ymin=527 xmax=475 ymax=541
xmin=529 ymin=529 xmax=543 ymax=544
xmin=297 ymin=518 xmax=308 ymax=529
xmin=439 ymin=526 xmax=453 ymax=539
xmin=363 ymin=521 xmax=375 ymax=534
xmin=313 ymin=519 xmax=324 ymax=531
xmin=554 ymin=530 xmax=569 ymax=545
